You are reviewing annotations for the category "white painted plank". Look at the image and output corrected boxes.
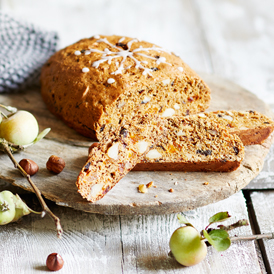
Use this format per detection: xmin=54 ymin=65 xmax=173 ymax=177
xmin=0 ymin=204 xmax=123 ymax=274
xmin=194 ymin=0 xmax=274 ymax=105
xmin=0 ymin=191 xmax=262 ymax=273
xmin=250 ymin=191 xmax=274 ymax=272
xmin=120 ymin=192 xmax=262 ymax=274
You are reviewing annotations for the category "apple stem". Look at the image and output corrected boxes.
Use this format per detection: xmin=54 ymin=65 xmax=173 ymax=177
xmin=230 ymin=233 xmax=274 ymax=242
xmin=0 ymin=111 xmax=8 ymax=119
xmin=0 ymin=141 xmax=63 ymax=238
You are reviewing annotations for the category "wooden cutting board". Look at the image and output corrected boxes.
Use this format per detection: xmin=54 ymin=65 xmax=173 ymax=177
xmin=0 ymin=73 xmax=273 ymax=215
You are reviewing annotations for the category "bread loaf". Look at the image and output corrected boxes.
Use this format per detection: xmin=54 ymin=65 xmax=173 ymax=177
xmin=41 ymin=35 xmax=211 ymax=140
xmin=79 ymin=115 xmax=244 ymax=202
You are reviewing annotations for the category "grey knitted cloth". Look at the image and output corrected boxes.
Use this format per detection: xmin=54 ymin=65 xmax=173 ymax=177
xmin=0 ymin=12 xmax=58 ymax=92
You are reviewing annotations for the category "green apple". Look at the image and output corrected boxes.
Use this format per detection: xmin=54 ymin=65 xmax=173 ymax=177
xmin=0 ymin=190 xmax=16 ymax=225
xmin=169 ymin=226 xmax=207 ymax=266
xmin=0 ymin=110 xmax=39 ymax=145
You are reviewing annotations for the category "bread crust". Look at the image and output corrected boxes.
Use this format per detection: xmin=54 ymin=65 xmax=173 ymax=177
xmin=133 ymin=160 xmax=241 ymax=172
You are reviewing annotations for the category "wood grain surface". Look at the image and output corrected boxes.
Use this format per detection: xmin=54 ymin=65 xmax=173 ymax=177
xmin=0 ymin=74 xmax=273 ymax=215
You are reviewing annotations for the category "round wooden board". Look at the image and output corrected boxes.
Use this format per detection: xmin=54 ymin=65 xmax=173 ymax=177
xmin=0 ymin=74 xmax=273 ymax=215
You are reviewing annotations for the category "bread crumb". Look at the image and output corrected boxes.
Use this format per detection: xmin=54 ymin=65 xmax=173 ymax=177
xmin=146 ymin=181 xmax=154 ymax=188
xmin=203 ymin=182 xmax=209 ymax=185
xmin=153 ymin=185 xmax=157 ymax=188
xmin=138 ymin=184 xmax=147 ymax=193
xmin=154 ymin=195 xmax=158 ymax=198
xmin=174 ymin=181 xmax=178 ymax=185
xmin=169 ymin=188 xmax=174 ymax=193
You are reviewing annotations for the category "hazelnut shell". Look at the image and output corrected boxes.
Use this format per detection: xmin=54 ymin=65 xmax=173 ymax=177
xmin=19 ymin=159 xmax=39 ymax=176
xmin=46 ymin=155 xmax=65 ymax=174
xmin=46 ymin=253 xmax=64 ymax=271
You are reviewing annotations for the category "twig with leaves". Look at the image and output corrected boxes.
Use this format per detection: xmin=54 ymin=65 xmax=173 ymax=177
xmin=170 ymin=212 xmax=274 ymax=267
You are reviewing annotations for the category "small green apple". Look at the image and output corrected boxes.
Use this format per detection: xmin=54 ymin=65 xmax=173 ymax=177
xmin=169 ymin=226 xmax=207 ymax=266
xmin=0 ymin=190 xmax=16 ymax=225
xmin=0 ymin=110 xmax=39 ymax=145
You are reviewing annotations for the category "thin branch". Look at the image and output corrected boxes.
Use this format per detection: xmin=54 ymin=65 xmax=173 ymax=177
xmin=231 ymin=233 xmax=274 ymax=242
xmin=0 ymin=104 xmax=17 ymax=113
xmin=1 ymin=141 xmax=63 ymax=238
xmin=218 ymin=219 xmax=249 ymax=231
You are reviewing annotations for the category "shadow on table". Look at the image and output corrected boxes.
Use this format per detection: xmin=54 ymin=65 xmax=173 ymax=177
xmin=137 ymin=254 xmax=185 ymax=271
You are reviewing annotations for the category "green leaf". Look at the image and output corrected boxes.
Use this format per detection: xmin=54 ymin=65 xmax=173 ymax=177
xmin=203 ymin=229 xmax=231 ymax=251
xmin=23 ymin=128 xmax=51 ymax=148
xmin=209 ymin=211 xmax=231 ymax=225
xmin=177 ymin=214 xmax=193 ymax=227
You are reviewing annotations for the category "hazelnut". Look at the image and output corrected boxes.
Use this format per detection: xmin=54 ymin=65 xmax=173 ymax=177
xmin=107 ymin=142 xmax=119 ymax=160
xmin=161 ymin=108 xmax=175 ymax=117
xmin=136 ymin=140 xmax=149 ymax=154
xmin=19 ymin=159 xmax=39 ymax=176
xmin=46 ymin=253 xmax=64 ymax=271
xmin=145 ymin=149 xmax=162 ymax=160
xmin=46 ymin=155 xmax=65 ymax=174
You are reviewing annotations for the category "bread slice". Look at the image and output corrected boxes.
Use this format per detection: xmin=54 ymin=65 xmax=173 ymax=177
xmin=76 ymin=115 xmax=167 ymax=202
xmin=41 ymin=35 xmax=211 ymax=140
xmin=197 ymin=110 xmax=274 ymax=146
xmin=133 ymin=110 xmax=272 ymax=171
xmin=79 ymin=115 xmax=244 ymax=202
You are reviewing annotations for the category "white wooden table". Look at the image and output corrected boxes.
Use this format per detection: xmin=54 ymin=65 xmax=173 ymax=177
xmin=1 ymin=0 xmax=274 ymax=273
